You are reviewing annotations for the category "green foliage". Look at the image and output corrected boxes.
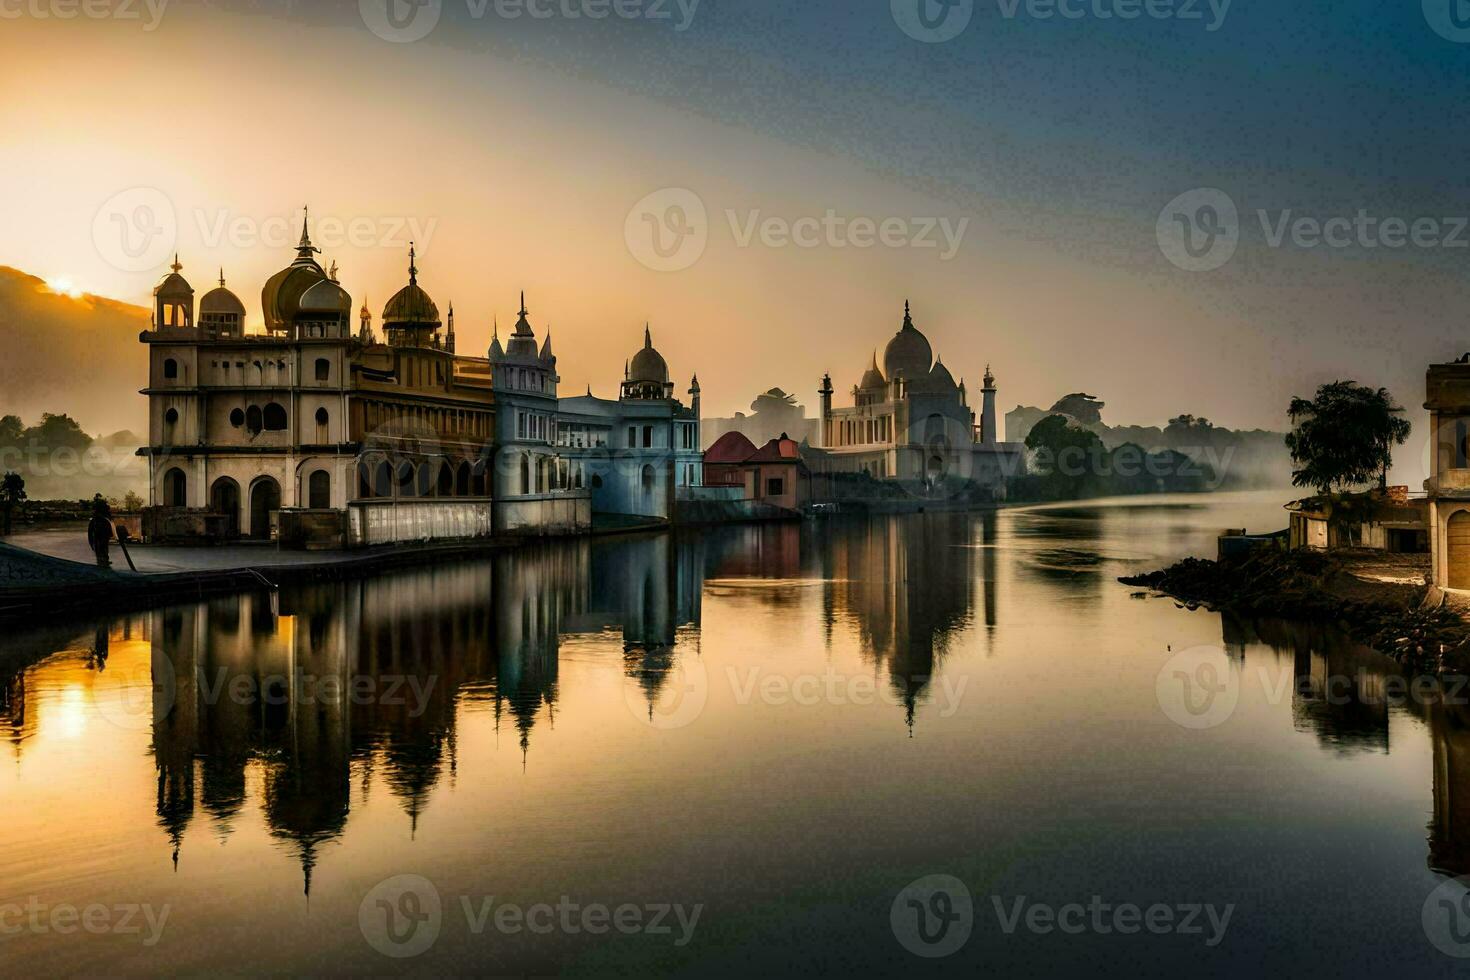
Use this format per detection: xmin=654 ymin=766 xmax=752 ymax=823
xmin=122 ymin=490 xmax=144 ymax=512
xmin=25 ymin=412 xmax=92 ymax=451
xmin=1 ymin=471 xmax=25 ymax=505
xmin=0 ymin=415 xmax=22 ymax=449
xmin=1285 ymin=381 xmax=1411 ymax=496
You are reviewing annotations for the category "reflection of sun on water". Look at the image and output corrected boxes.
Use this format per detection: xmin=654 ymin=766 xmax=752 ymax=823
xmin=56 ymin=685 xmax=88 ymax=739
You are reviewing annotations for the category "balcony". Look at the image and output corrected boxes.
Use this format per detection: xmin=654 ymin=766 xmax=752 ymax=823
xmin=1427 ymin=468 xmax=1470 ymax=496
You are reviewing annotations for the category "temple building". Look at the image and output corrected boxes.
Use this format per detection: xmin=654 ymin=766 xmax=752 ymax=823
xmin=138 ymin=212 xmax=498 ymax=547
xmin=557 ymin=326 xmax=703 ymax=520
xmin=814 ymin=301 xmax=1024 ymax=495
xmin=1426 ymin=355 xmax=1470 ymax=589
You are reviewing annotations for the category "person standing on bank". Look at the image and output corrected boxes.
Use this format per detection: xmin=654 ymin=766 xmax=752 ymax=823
xmin=86 ymin=496 xmax=114 ymax=569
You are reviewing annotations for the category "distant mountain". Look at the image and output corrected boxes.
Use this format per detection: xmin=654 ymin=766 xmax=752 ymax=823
xmin=0 ymin=267 xmax=149 ymax=437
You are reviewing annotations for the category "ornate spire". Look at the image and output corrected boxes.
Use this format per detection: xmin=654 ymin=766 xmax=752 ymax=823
xmin=519 ymin=290 xmax=527 ymax=317
xmin=171 ymin=253 xmax=182 ymax=274
xmin=984 ymin=363 xmax=995 ymax=388
xmin=218 ymin=267 xmax=225 ymax=287
xmin=327 ymin=259 xmax=339 ymax=283
xmin=408 ymin=243 xmax=417 ymax=285
xmin=644 ymin=323 xmax=653 ymax=348
xmin=902 ymin=299 xmax=913 ymax=329
xmin=295 ymin=206 xmax=319 ymax=260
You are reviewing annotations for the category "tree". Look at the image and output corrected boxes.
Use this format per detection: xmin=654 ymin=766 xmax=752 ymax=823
xmin=1285 ymin=381 xmax=1411 ymax=496
xmin=1 ymin=471 xmax=25 ymax=536
xmin=24 ymin=412 xmax=91 ymax=452
xmin=1026 ymin=413 xmax=1108 ymax=498
xmin=0 ymin=415 xmax=22 ymax=450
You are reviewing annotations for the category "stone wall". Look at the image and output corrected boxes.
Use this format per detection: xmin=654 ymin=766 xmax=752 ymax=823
xmin=349 ymin=499 xmax=495 ymax=547
xmin=494 ymin=493 xmax=593 ymax=536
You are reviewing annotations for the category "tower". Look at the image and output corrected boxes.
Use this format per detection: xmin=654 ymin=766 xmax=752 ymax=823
xmin=447 ymin=302 xmax=456 ymax=354
xmin=818 ymin=372 xmax=834 ymax=447
xmin=153 ymin=254 xmax=195 ymax=331
xmin=981 ymin=365 xmax=998 ymax=445
xmin=359 ymin=299 xmax=374 ymax=344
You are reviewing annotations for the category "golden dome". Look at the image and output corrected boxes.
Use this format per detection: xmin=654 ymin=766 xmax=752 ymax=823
xmin=261 ymin=211 xmax=331 ymax=330
xmin=382 ymin=245 xmax=439 ymax=325
xmin=859 ymin=351 xmax=886 ymax=390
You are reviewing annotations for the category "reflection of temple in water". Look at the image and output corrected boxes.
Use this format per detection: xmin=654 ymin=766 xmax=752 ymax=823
xmin=815 ymin=513 xmax=982 ymax=730
xmin=140 ymin=531 xmax=713 ymax=893
xmin=1430 ymin=700 xmax=1470 ymax=876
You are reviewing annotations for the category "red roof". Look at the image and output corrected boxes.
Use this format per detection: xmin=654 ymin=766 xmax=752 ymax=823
xmin=705 ymin=431 xmax=759 ymax=464
xmin=747 ymin=436 xmax=801 ymax=463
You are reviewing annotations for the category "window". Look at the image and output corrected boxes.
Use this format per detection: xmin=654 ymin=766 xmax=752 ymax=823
xmin=315 ymin=407 xmax=329 ymax=426
xmin=643 ymin=426 xmax=653 ymax=448
xmin=230 ymin=408 xmax=245 ymax=427
xmin=246 ymin=405 xmax=263 ymax=434
xmin=767 ymin=478 xmax=785 ymax=497
xmin=315 ymin=358 xmax=330 ymax=382
xmin=628 ymin=426 xmax=636 ymax=447
xmin=163 ymin=358 xmax=178 ymax=380
xmin=262 ymin=403 xmax=288 ymax=431
xmin=308 ymin=470 xmax=330 ymax=509
xmin=164 ymin=408 xmax=179 ymax=425
xmin=163 ymin=467 xmax=187 ymax=507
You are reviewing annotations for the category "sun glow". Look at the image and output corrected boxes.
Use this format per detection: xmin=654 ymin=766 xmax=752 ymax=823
xmin=44 ymin=276 xmax=85 ymax=299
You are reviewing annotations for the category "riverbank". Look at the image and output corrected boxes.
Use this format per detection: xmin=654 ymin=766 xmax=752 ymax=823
xmin=1119 ymin=547 xmax=1470 ymax=670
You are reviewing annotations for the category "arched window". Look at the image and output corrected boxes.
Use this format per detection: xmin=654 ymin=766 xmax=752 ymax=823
xmin=315 ymin=358 xmax=330 ymax=382
xmin=641 ymin=464 xmax=655 ymax=494
xmin=375 ymin=460 xmax=393 ymax=498
xmin=308 ymin=470 xmax=331 ymax=509
xmin=163 ymin=467 xmax=187 ymax=508
xmin=246 ymin=405 xmax=263 ymax=434
xmin=591 ymin=474 xmax=603 ymax=490
xmin=164 ymin=407 xmax=179 ymax=425
xmin=315 ymin=407 xmax=329 ymax=426
xmin=163 ymin=358 xmax=178 ymax=380
xmin=396 ymin=460 xmax=416 ymax=497
xmin=456 ymin=461 xmax=471 ymax=496
xmin=416 ymin=461 xmax=433 ymax=497
xmin=230 ymin=408 xmax=245 ymax=428
xmin=437 ymin=462 xmax=454 ymax=497
xmin=520 ymin=455 xmax=531 ymax=495
xmin=263 ymin=403 xmax=287 ymax=431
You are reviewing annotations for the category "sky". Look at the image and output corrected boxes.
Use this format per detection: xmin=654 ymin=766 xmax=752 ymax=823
xmin=2 ymin=0 xmax=1469 ymax=480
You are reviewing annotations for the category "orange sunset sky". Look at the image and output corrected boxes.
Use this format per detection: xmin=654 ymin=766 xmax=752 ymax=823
xmin=1 ymin=1 xmax=1463 ymax=484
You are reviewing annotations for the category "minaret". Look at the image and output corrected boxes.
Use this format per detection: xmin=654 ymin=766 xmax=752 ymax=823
xmin=818 ymin=373 xmax=834 ymax=448
xmin=981 ymin=364 xmax=998 ymax=446
xmin=446 ymin=302 xmax=456 ymax=353
xmin=689 ymin=374 xmax=702 ymax=422
xmin=359 ymin=298 xmax=374 ymax=343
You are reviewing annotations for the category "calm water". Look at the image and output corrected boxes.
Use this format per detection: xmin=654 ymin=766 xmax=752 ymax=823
xmin=2 ymin=492 xmax=1467 ymax=976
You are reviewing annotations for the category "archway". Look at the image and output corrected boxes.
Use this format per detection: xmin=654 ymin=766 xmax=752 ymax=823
xmin=641 ymin=464 xmax=656 ymax=498
xmin=1450 ymin=512 xmax=1470 ymax=590
xmin=249 ymin=477 xmax=281 ymax=540
xmin=308 ymin=470 xmax=331 ymax=510
xmin=163 ymin=467 xmax=188 ymax=508
xmin=210 ymin=477 xmax=240 ymax=537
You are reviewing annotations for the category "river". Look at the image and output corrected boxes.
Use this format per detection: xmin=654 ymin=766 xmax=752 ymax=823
xmin=1 ymin=491 xmax=1467 ymax=976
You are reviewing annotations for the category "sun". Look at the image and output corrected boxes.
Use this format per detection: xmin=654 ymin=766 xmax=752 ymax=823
xmin=45 ymin=276 xmax=84 ymax=299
